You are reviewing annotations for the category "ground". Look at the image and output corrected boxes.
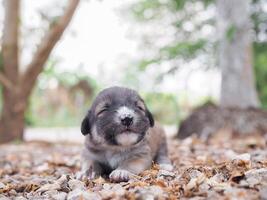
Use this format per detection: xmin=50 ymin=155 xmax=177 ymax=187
xmin=0 ymin=131 xmax=267 ymax=200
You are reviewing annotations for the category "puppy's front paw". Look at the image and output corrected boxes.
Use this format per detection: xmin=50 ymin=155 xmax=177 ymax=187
xmin=76 ymin=167 xmax=98 ymax=180
xmin=109 ymin=169 xmax=133 ymax=182
xmin=159 ymin=163 xmax=174 ymax=171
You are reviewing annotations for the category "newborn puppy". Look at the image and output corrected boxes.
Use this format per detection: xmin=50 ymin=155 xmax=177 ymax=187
xmin=78 ymin=86 xmax=173 ymax=182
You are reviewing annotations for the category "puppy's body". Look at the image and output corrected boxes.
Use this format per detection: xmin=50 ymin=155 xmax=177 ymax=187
xmin=78 ymin=87 xmax=172 ymax=182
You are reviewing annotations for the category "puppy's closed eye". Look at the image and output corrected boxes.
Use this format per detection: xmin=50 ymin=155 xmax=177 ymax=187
xmin=95 ymin=103 xmax=110 ymax=117
xmin=135 ymin=100 xmax=154 ymax=127
xmin=135 ymin=101 xmax=145 ymax=112
xmin=97 ymin=106 xmax=109 ymax=116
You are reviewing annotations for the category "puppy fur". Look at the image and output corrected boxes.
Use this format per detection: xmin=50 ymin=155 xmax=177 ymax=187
xmin=78 ymin=86 xmax=173 ymax=182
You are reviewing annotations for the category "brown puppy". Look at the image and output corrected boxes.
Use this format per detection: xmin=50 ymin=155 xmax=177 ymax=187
xmin=78 ymin=86 xmax=173 ymax=182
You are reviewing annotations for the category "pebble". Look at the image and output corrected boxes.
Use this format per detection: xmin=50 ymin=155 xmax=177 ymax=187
xmin=158 ymin=170 xmax=175 ymax=178
xmin=243 ymin=168 xmax=267 ymax=187
xmin=0 ymin=195 xmax=10 ymax=200
xmin=260 ymin=187 xmax=267 ymax=200
xmin=14 ymin=196 xmax=27 ymax=200
xmin=0 ymin=182 xmax=5 ymax=189
xmin=67 ymin=189 xmax=101 ymax=200
xmin=52 ymin=192 xmax=67 ymax=200
xmin=67 ymin=188 xmax=83 ymax=200
xmin=113 ymin=184 xmax=125 ymax=196
xmin=136 ymin=186 xmax=165 ymax=200
xmin=68 ymin=179 xmax=85 ymax=191
xmin=103 ymin=183 xmax=112 ymax=190
xmin=36 ymin=175 xmax=70 ymax=193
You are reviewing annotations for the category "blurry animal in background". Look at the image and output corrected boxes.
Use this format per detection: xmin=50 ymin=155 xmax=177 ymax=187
xmin=178 ymin=102 xmax=267 ymax=140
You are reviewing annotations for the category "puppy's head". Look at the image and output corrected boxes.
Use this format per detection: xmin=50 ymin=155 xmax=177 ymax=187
xmin=81 ymin=86 xmax=154 ymax=147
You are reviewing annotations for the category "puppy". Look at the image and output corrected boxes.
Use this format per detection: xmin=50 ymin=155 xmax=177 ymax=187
xmin=78 ymin=86 xmax=173 ymax=182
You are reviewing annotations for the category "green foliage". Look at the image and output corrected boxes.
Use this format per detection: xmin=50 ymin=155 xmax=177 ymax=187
xmin=138 ymin=59 xmax=160 ymax=71
xmin=137 ymin=40 xmax=207 ymax=70
xmin=127 ymin=0 xmax=216 ymax=76
xmin=255 ymin=42 xmax=267 ymax=108
xmin=131 ymin=0 xmax=215 ymax=21
xmin=131 ymin=0 xmax=164 ymax=21
xmin=129 ymin=0 xmax=267 ymax=110
xmin=0 ymin=51 xmax=3 ymax=72
xmin=142 ymin=92 xmax=179 ymax=124
xmin=42 ymin=61 xmax=98 ymax=89
xmin=25 ymin=61 xmax=99 ymax=127
xmin=252 ymin=0 xmax=267 ymax=108
xmin=160 ymin=40 xmax=207 ymax=60
xmin=226 ymin=24 xmax=237 ymax=42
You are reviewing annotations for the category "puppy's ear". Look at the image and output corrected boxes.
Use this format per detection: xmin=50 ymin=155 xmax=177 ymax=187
xmin=81 ymin=111 xmax=91 ymax=135
xmin=146 ymin=108 xmax=154 ymax=127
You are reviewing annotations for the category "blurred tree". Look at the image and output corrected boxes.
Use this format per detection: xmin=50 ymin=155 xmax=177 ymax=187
xmin=127 ymin=0 xmax=216 ymax=79
xmin=0 ymin=0 xmax=80 ymax=143
xmin=128 ymin=0 xmax=266 ymax=108
xmin=217 ymin=0 xmax=259 ymax=108
xmin=26 ymin=65 xmax=98 ymax=127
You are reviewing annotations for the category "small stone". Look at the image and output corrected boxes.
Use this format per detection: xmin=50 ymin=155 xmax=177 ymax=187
xmin=14 ymin=196 xmax=27 ymax=200
xmin=9 ymin=189 xmax=17 ymax=196
xmin=159 ymin=164 xmax=174 ymax=171
xmin=0 ymin=194 xmax=10 ymax=200
xmin=20 ymin=160 xmax=31 ymax=168
xmin=100 ymin=189 xmax=114 ymax=199
xmin=0 ymin=182 xmax=5 ymax=189
xmin=43 ymin=190 xmax=58 ymax=196
xmin=67 ymin=189 xmax=100 ymax=200
xmin=37 ymin=175 xmax=70 ymax=193
xmin=113 ymin=184 xmax=125 ymax=196
xmin=35 ymin=163 xmax=49 ymax=172
xmin=52 ymin=192 xmax=67 ymax=200
xmin=136 ymin=186 xmax=165 ymax=200
xmin=185 ymin=173 xmax=206 ymax=191
xmin=158 ymin=170 xmax=175 ymax=178
xmin=68 ymin=179 xmax=85 ymax=191
xmin=232 ymin=153 xmax=251 ymax=162
xmin=260 ymin=187 xmax=267 ymax=200
xmin=67 ymin=188 xmax=83 ymax=200
xmin=82 ymin=191 xmax=102 ymax=200
xmin=188 ymin=169 xmax=204 ymax=179
xmin=244 ymin=168 xmax=267 ymax=187
xmin=36 ymin=182 xmax=61 ymax=193
xmin=103 ymin=183 xmax=112 ymax=190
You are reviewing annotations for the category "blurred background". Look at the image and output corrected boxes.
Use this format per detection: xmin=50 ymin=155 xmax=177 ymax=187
xmin=0 ymin=0 xmax=266 ymax=143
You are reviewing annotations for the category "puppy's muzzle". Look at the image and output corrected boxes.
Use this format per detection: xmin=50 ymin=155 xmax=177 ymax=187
xmin=117 ymin=106 xmax=136 ymax=127
xmin=120 ymin=116 xmax=133 ymax=127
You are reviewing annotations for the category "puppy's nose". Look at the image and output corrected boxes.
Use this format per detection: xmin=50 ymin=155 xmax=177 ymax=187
xmin=121 ymin=116 xmax=133 ymax=127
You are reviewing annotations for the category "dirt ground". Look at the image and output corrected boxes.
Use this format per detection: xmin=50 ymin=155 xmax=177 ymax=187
xmin=0 ymin=131 xmax=267 ymax=200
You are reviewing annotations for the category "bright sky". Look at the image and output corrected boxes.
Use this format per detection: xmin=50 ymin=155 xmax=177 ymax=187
xmin=0 ymin=0 xmax=221 ymax=103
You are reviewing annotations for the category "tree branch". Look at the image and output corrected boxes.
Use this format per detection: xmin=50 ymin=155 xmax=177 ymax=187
xmin=21 ymin=0 xmax=80 ymax=96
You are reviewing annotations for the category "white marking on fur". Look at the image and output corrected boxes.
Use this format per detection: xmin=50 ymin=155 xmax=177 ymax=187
xmin=116 ymin=133 xmax=139 ymax=146
xmin=106 ymin=148 xmax=132 ymax=168
xmin=116 ymin=106 xmax=136 ymax=121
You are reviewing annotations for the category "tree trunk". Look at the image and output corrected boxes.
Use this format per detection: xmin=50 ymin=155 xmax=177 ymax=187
xmin=0 ymin=0 xmax=22 ymax=142
xmin=0 ymin=0 xmax=80 ymax=143
xmin=0 ymin=92 xmax=26 ymax=143
xmin=217 ymin=0 xmax=260 ymax=108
